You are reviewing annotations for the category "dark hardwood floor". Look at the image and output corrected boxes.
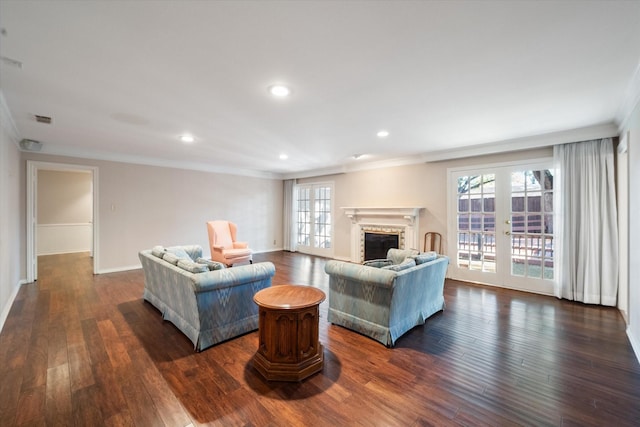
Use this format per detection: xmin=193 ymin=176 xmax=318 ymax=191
xmin=1 ymin=251 xmax=639 ymax=426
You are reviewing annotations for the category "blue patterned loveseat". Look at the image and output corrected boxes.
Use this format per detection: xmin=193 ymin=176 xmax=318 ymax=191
xmin=325 ymin=253 xmax=449 ymax=347
xmin=139 ymin=245 xmax=275 ymax=351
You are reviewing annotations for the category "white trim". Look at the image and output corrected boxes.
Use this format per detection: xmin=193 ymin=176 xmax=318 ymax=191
xmin=37 ymin=145 xmax=280 ymax=180
xmin=27 ymin=161 xmax=99 ymax=281
xmin=37 ymin=249 xmax=92 ymax=256
xmin=447 ymin=157 xmax=554 ymax=174
xmin=616 ymin=58 xmax=640 ymax=132
xmin=97 ymin=265 xmax=141 ymax=274
xmin=37 ymin=222 xmax=92 ymax=227
xmin=427 ymin=123 xmax=618 ymax=163
xmin=628 ymin=327 xmax=640 ymax=365
xmin=0 ymin=280 xmax=22 ymax=334
xmin=253 ymin=248 xmax=284 ymax=254
xmin=283 ymin=123 xmax=618 ymax=180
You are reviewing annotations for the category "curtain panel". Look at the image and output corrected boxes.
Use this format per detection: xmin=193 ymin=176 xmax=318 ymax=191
xmin=553 ymin=138 xmax=618 ymax=306
xmin=283 ymin=179 xmax=297 ymax=252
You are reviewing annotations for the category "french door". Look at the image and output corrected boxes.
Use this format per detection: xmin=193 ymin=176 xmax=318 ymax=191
xmin=295 ymin=183 xmax=333 ymax=257
xmin=448 ymin=160 xmax=555 ymax=295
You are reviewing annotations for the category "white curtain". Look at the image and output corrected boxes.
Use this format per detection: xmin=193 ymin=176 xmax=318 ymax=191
xmin=283 ymin=179 xmax=297 ymax=252
xmin=554 ymin=138 xmax=618 ymax=306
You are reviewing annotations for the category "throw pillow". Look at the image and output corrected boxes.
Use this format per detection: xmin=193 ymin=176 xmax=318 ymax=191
xmin=151 ymin=245 xmax=166 ymax=258
xmin=165 ymin=246 xmax=192 ymax=260
xmin=382 ymin=259 xmax=416 ymax=272
xmin=196 ymin=257 xmax=226 ymax=271
xmin=415 ymin=252 xmax=438 ymax=264
xmin=162 ymin=252 xmax=182 ymax=265
xmin=177 ymin=259 xmax=209 ymax=274
xmin=363 ymin=259 xmax=393 ymax=268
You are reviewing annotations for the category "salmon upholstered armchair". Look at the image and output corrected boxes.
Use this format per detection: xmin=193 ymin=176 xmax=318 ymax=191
xmin=206 ymin=220 xmax=253 ymax=267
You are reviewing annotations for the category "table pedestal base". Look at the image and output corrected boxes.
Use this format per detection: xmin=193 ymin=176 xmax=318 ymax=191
xmin=252 ymin=295 xmax=325 ymax=382
xmin=253 ymin=343 xmax=323 ymax=382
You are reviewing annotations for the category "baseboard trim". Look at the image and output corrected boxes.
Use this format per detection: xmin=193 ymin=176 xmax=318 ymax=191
xmin=0 ymin=279 xmax=23 ymax=334
xmin=37 ymin=249 xmax=92 ymax=256
xmin=627 ymin=327 xmax=640 ymax=365
xmin=96 ymin=264 xmax=141 ymax=274
xmin=254 ymin=248 xmax=284 ymax=254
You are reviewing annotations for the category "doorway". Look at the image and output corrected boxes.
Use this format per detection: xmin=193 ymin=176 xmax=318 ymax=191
xmin=295 ymin=182 xmax=334 ymax=258
xmin=447 ymin=159 xmax=555 ymax=295
xmin=26 ymin=161 xmax=98 ymax=282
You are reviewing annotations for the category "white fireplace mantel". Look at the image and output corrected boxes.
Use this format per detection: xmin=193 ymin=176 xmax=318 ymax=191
xmin=341 ymin=207 xmax=424 ymax=262
xmin=341 ymin=207 xmax=423 ymax=225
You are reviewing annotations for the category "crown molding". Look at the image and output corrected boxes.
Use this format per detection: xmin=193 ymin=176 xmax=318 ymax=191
xmin=33 ymin=145 xmax=283 ymax=180
xmin=421 ymin=122 xmax=619 ymax=163
xmin=281 ymin=155 xmax=425 ymax=180
xmin=285 ymin=123 xmax=619 ymax=179
xmin=616 ymin=58 xmax=640 ymax=132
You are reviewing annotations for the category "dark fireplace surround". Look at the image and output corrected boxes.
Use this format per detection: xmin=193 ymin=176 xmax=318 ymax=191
xmin=364 ymin=232 xmax=399 ymax=261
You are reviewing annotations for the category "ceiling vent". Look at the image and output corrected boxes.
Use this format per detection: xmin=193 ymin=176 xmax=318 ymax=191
xmin=35 ymin=115 xmax=52 ymax=124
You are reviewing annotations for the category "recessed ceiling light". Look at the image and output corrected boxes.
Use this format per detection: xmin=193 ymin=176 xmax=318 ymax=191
xmin=279 ymin=153 xmax=288 ymax=160
xmin=180 ymin=134 xmax=195 ymax=143
xmin=269 ymin=85 xmax=291 ymax=97
xmin=377 ymin=130 xmax=390 ymax=138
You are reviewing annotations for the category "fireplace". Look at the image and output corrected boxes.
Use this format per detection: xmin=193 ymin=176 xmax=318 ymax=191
xmin=342 ymin=207 xmax=423 ymax=263
xmin=364 ymin=232 xmax=399 ymax=260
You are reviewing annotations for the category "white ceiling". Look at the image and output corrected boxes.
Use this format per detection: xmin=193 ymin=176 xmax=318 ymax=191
xmin=1 ymin=1 xmax=639 ymax=178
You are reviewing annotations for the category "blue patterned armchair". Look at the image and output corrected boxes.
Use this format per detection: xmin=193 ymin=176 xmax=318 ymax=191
xmin=325 ymin=255 xmax=449 ymax=347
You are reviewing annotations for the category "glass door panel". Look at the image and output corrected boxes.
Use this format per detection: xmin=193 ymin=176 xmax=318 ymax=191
xmin=295 ymin=183 xmax=333 ymax=257
xmin=455 ymin=174 xmax=496 ymax=275
xmin=508 ymin=169 xmax=554 ymax=284
xmin=448 ymin=162 xmax=555 ymax=294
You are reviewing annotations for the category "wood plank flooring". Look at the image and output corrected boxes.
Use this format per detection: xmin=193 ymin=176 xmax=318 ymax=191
xmin=1 ymin=251 xmax=639 ymax=426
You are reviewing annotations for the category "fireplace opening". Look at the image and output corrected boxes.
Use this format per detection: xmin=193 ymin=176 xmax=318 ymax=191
xmin=364 ymin=232 xmax=399 ymax=261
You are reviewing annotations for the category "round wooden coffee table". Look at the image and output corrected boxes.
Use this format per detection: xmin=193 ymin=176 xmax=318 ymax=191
xmin=252 ymin=284 xmax=326 ymax=381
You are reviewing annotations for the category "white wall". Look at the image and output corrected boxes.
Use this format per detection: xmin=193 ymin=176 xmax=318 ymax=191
xmin=37 ymin=224 xmax=93 ymax=255
xmin=298 ymin=147 xmax=553 ymax=261
xmin=617 ymin=142 xmax=629 ymax=322
xmin=37 ymin=170 xmax=93 ymax=255
xmin=0 ymin=95 xmax=23 ymax=333
xmin=21 ymin=153 xmax=283 ymax=273
xmin=622 ymin=98 xmax=640 ymax=362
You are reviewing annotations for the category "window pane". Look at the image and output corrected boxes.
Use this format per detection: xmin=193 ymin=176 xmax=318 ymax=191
xmin=483 ymin=174 xmax=496 ymax=193
xmin=469 ymin=176 xmax=482 ymax=194
xmin=458 ymin=195 xmax=469 ymax=212
xmin=484 ymin=214 xmax=495 ymax=231
xmin=512 ymin=171 xmax=525 ymax=192
xmin=458 ymin=214 xmax=469 ymax=231
xmin=470 ymin=214 xmax=482 ymax=231
xmin=512 ymin=194 xmax=525 ymax=212
xmin=543 ymin=191 xmax=553 ymax=212
xmin=511 ymin=215 xmax=525 ymax=233
xmin=527 ymin=214 xmax=542 ymax=233
xmin=484 ymin=197 xmax=495 ymax=212
xmin=527 ymin=258 xmax=542 ymax=278
xmin=527 ymin=195 xmax=541 ymax=213
xmin=526 ymin=171 xmax=542 ymax=191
